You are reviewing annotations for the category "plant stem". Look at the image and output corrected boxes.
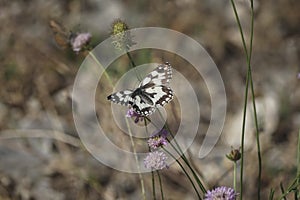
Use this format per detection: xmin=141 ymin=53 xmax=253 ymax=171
xmin=89 ymin=51 xmax=113 ymax=87
xmin=157 ymin=171 xmax=164 ymax=200
xmin=297 ymin=129 xmax=300 ymax=199
xmin=248 ymin=2 xmax=262 ymax=199
xmin=230 ymin=0 xmax=260 ymax=199
xmin=234 ymin=161 xmax=237 ymax=192
xmin=152 ymin=170 xmax=156 ymax=200
xmin=126 ymin=51 xmax=142 ymax=81
xmin=278 ymin=177 xmax=300 ymax=199
xmin=297 ymin=129 xmax=300 ymax=183
xmin=268 ymin=188 xmax=275 ymax=200
xmin=157 ymin=110 xmax=206 ymax=194
xmin=280 ymin=182 xmax=287 ymax=200
xmin=125 ymin=117 xmax=146 ymax=200
xmin=164 ymin=148 xmax=202 ymax=199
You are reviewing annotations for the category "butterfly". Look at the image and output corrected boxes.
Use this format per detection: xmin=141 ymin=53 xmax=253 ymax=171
xmin=107 ymin=62 xmax=174 ymax=116
xmin=49 ymin=20 xmax=76 ymax=49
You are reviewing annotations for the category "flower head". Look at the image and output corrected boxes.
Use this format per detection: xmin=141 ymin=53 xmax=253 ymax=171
xmin=204 ymin=186 xmax=237 ymax=200
xmin=148 ymin=129 xmax=169 ymax=150
xmin=111 ymin=19 xmax=134 ymax=51
xmin=126 ymin=108 xmax=143 ymax=123
xmin=71 ymin=32 xmax=92 ymax=53
xmin=111 ymin=19 xmax=129 ymax=35
xmin=226 ymin=147 xmax=241 ymax=162
xmin=297 ymin=73 xmax=300 ymax=79
xmin=144 ymin=151 xmax=168 ymax=170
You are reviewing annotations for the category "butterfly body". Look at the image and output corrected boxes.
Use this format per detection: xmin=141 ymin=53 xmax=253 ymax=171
xmin=107 ymin=62 xmax=174 ymax=116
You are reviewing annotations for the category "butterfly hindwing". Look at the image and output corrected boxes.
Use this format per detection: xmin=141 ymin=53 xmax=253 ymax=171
xmin=131 ymin=96 xmax=156 ymax=116
xmin=145 ymin=85 xmax=173 ymax=107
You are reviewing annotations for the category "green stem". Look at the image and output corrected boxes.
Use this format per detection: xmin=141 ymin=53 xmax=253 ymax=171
xmin=125 ymin=117 xmax=146 ymax=200
xmin=89 ymin=51 xmax=113 ymax=87
xmin=278 ymin=177 xmax=300 ymax=199
xmin=157 ymin=171 xmax=164 ymax=200
xmin=268 ymin=188 xmax=275 ymax=200
xmin=126 ymin=51 xmax=142 ymax=81
xmin=248 ymin=2 xmax=262 ymax=199
xmin=157 ymin=110 xmax=206 ymax=194
xmin=166 ymin=137 xmax=206 ymax=194
xmin=230 ymin=0 xmax=259 ymax=199
xmin=280 ymin=182 xmax=287 ymax=200
xmin=151 ymin=171 xmax=156 ymax=200
xmin=297 ymin=129 xmax=300 ymax=183
xmin=234 ymin=161 xmax=237 ymax=192
xmin=144 ymin=118 xmax=157 ymax=200
xmin=164 ymin=148 xmax=202 ymax=199
xmin=297 ymin=129 xmax=300 ymax=199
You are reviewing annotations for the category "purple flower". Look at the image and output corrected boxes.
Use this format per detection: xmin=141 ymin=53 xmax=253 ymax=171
xmin=71 ymin=32 xmax=92 ymax=53
xmin=204 ymin=186 xmax=237 ymax=200
xmin=144 ymin=151 xmax=168 ymax=170
xmin=297 ymin=73 xmax=300 ymax=79
xmin=126 ymin=108 xmax=143 ymax=123
xmin=147 ymin=129 xmax=168 ymax=150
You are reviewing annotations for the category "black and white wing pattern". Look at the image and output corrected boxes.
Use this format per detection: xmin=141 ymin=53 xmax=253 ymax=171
xmin=107 ymin=62 xmax=174 ymax=116
xmin=107 ymin=90 xmax=134 ymax=106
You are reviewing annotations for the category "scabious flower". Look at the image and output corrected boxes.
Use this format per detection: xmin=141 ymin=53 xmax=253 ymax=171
xmin=204 ymin=186 xmax=237 ymax=200
xmin=144 ymin=151 xmax=168 ymax=170
xmin=126 ymin=108 xmax=143 ymax=123
xmin=147 ymin=129 xmax=168 ymax=150
xmin=71 ymin=32 xmax=92 ymax=53
xmin=111 ymin=19 xmax=134 ymax=51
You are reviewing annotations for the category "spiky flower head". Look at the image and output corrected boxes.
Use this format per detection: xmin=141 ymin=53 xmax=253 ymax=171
xmin=111 ymin=19 xmax=134 ymax=51
xmin=71 ymin=32 xmax=92 ymax=53
xmin=204 ymin=186 xmax=237 ymax=200
xmin=144 ymin=151 xmax=168 ymax=170
xmin=126 ymin=108 xmax=143 ymax=123
xmin=226 ymin=147 xmax=241 ymax=162
xmin=111 ymin=19 xmax=129 ymax=35
xmin=147 ymin=129 xmax=168 ymax=150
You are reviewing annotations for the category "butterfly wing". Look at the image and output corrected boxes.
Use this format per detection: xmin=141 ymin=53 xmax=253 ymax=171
xmin=138 ymin=62 xmax=172 ymax=87
xmin=131 ymin=85 xmax=173 ymax=116
xmin=107 ymin=90 xmax=134 ymax=106
xmin=49 ymin=20 xmax=73 ymax=49
xmin=130 ymin=96 xmax=156 ymax=116
xmin=107 ymin=62 xmax=173 ymax=117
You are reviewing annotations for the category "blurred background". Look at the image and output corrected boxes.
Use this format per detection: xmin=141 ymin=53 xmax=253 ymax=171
xmin=0 ymin=0 xmax=300 ymax=199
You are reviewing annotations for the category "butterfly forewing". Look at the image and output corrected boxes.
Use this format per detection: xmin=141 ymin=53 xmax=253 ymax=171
xmin=138 ymin=62 xmax=172 ymax=87
xmin=107 ymin=90 xmax=133 ymax=106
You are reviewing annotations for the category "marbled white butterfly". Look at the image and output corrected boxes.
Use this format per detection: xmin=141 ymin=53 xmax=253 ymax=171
xmin=107 ymin=62 xmax=174 ymax=116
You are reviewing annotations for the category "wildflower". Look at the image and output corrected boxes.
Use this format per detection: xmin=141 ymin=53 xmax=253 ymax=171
xmin=71 ymin=32 xmax=92 ymax=53
xmin=204 ymin=186 xmax=237 ymax=200
xmin=226 ymin=147 xmax=241 ymax=162
xmin=147 ymin=129 xmax=168 ymax=150
xmin=144 ymin=151 xmax=168 ymax=170
xmin=110 ymin=19 xmax=134 ymax=51
xmin=126 ymin=108 xmax=143 ymax=123
xmin=297 ymin=73 xmax=300 ymax=79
